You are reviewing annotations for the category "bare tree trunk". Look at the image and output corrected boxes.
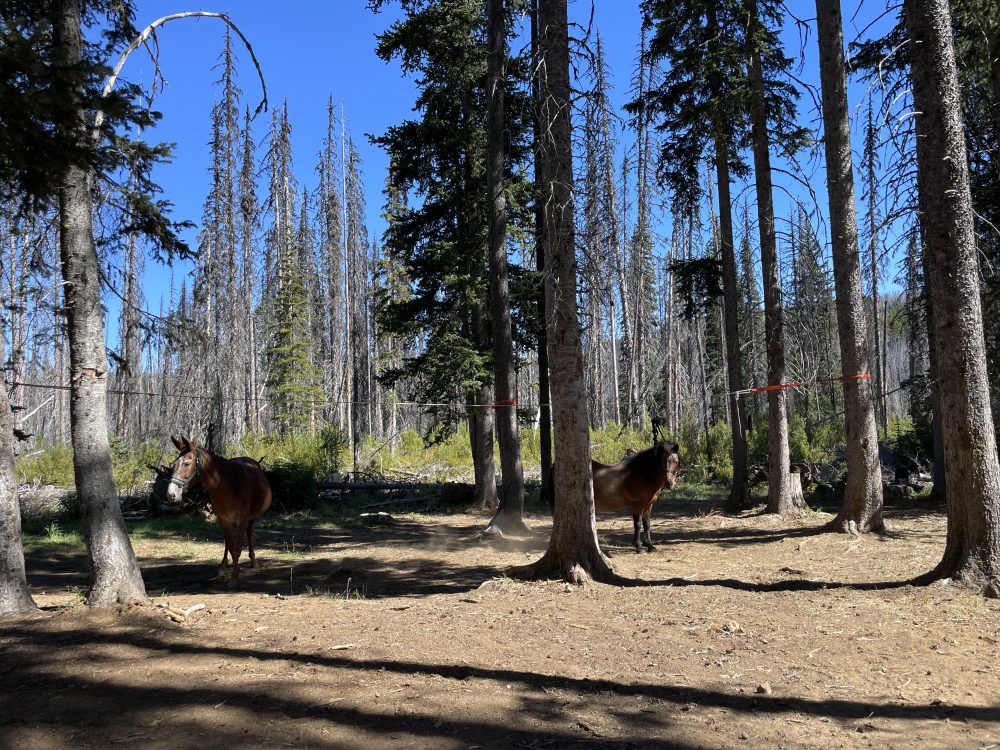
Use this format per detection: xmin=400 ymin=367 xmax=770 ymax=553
xmin=746 ymin=5 xmax=795 ymax=515
xmin=530 ymin=0 xmax=553 ymax=508
xmin=713 ymin=134 xmax=749 ymax=511
xmin=468 ymin=382 xmax=498 ymax=511
xmin=509 ymin=0 xmax=617 ymax=585
xmin=0 ymin=335 xmax=37 ymax=614
xmin=53 ymin=0 xmax=146 ymax=606
xmin=484 ymin=0 xmax=527 ymax=536
xmin=906 ymin=0 xmax=1000 ymax=594
xmin=815 ymin=0 xmax=885 ymax=534
xmin=925 ymin=285 xmax=947 ymax=503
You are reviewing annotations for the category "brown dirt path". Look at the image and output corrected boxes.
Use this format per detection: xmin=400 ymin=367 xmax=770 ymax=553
xmin=2 ymin=495 xmax=998 ymax=749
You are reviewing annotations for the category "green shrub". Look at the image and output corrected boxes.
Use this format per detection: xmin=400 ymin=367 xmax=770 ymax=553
xmin=888 ymin=415 xmax=933 ymax=466
xmin=264 ymin=460 xmax=320 ymax=512
xmin=590 ymin=421 xmax=648 ymax=464
xmin=15 ymin=443 xmax=75 ymax=487
xmin=707 ymin=420 xmax=733 ymax=481
xmin=232 ymin=424 xmax=348 ymax=479
xmin=808 ymin=418 xmax=844 ymax=463
xmin=365 ymin=426 xmax=473 ymax=479
xmin=787 ymin=414 xmax=810 ymax=463
xmin=112 ymin=436 xmax=168 ymax=496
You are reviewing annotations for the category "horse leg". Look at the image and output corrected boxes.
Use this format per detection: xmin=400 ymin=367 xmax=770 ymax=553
xmin=631 ymin=514 xmax=643 ymax=553
xmin=217 ymin=519 xmax=234 ymax=577
xmin=642 ymin=510 xmax=656 ymax=552
xmin=228 ymin=516 xmax=249 ymax=587
xmin=246 ymin=519 xmax=257 ymax=568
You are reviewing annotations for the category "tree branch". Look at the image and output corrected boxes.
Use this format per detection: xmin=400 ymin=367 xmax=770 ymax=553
xmin=93 ymin=11 xmax=269 ymax=143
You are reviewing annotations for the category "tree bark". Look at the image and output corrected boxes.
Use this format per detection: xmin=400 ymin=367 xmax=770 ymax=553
xmin=484 ymin=0 xmax=527 ymax=536
xmin=925 ymin=285 xmax=947 ymax=503
xmin=0 ymin=359 xmax=37 ymax=615
xmin=713 ymin=133 xmax=749 ymax=511
xmin=530 ymin=0 xmax=553 ymax=511
xmin=508 ymin=0 xmax=616 ymax=584
xmin=815 ymin=0 xmax=885 ymax=534
xmin=468 ymin=298 xmax=498 ymax=515
xmin=746 ymin=3 xmax=795 ymax=515
xmin=53 ymin=0 xmax=147 ymax=606
xmin=905 ymin=0 xmax=1000 ymax=594
xmin=988 ymin=20 xmax=1000 ymax=180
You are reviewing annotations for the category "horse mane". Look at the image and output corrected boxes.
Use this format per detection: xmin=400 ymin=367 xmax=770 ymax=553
xmin=623 ymin=444 xmax=663 ymax=471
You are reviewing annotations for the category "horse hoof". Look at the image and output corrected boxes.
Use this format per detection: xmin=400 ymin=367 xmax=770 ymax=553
xmin=645 ymin=545 xmax=657 ymax=553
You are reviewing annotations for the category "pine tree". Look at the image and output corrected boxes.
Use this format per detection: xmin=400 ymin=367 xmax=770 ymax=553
xmin=53 ymin=0 xmax=149 ymax=605
xmin=372 ymin=0 xmax=531 ymax=507
xmin=510 ymin=0 xmax=617 ymax=585
xmin=266 ymin=232 xmax=325 ymax=434
xmin=742 ymin=0 xmax=808 ymax=515
xmin=640 ymin=0 xmax=753 ymax=508
xmin=483 ymin=0 xmax=527 ymax=536
xmin=815 ymin=0 xmax=884 ymax=534
xmin=238 ymin=107 xmax=262 ymax=433
xmin=905 ymin=0 xmax=1000 ymax=593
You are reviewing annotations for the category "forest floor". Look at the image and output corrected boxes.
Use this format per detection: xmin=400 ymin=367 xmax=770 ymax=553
xmin=2 ymin=488 xmax=999 ymax=750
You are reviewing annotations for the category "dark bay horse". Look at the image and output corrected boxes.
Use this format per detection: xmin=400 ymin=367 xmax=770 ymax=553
xmin=593 ymin=442 xmax=680 ymax=553
xmin=544 ymin=442 xmax=681 ymax=553
xmin=167 ymin=436 xmax=272 ymax=586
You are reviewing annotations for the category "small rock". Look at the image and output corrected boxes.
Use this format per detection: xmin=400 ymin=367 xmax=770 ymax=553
xmin=740 ymin=731 xmax=750 ymax=741
xmin=724 ymin=620 xmax=742 ymax=633
xmin=755 ymin=682 xmax=772 ymax=695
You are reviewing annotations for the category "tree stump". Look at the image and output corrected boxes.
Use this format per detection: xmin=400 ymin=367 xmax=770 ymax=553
xmin=787 ymin=468 xmax=806 ymax=509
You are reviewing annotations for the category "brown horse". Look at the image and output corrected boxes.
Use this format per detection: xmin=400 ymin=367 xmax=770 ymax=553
xmin=167 ymin=436 xmax=272 ymax=586
xmin=592 ymin=442 xmax=680 ymax=553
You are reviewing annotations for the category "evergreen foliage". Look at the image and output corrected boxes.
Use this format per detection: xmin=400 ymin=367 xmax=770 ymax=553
xmin=372 ymin=0 xmax=532 ymax=424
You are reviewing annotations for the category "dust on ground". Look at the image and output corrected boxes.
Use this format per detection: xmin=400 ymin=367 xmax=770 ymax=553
xmin=2 ymin=492 xmax=998 ymax=749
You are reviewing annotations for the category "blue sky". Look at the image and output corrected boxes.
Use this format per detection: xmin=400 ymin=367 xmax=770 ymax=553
xmin=117 ymin=1 xmax=899 ymax=328
xmin=129 ymin=0 xmax=643 ymax=236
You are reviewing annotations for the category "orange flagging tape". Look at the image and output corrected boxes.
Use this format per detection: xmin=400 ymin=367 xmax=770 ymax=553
xmin=748 ymin=372 xmax=871 ymax=394
xmin=484 ymin=399 xmax=518 ymax=409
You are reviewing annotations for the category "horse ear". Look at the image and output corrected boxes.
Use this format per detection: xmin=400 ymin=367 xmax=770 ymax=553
xmin=671 ymin=443 xmax=680 ymax=455
xmin=181 ymin=436 xmax=192 ymax=449
xmin=171 ymin=436 xmax=183 ymax=450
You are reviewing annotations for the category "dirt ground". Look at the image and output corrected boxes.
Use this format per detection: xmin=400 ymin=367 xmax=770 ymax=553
xmin=2 ymin=492 xmax=999 ymax=750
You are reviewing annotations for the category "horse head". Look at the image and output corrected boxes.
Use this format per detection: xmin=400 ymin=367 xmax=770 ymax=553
xmin=655 ymin=441 xmax=681 ymax=489
xmin=167 ymin=435 xmax=204 ymax=502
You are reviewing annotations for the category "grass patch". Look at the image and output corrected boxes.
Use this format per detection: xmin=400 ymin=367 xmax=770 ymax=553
xmin=128 ymin=514 xmax=214 ymax=539
xmin=304 ymin=580 xmax=367 ymax=600
xmin=277 ymin=537 xmax=307 ymax=559
xmin=22 ymin=519 xmax=85 ymax=549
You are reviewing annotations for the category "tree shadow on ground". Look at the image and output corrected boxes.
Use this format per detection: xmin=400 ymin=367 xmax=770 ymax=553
xmin=139 ymin=553 xmax=501 ymax=599
xmin=600 ymin=520 xmax=822 ymax=551
xmin=0 ymin=620 xmax=994 ymax=750
xmin=25 ymin=503 xmax=934 ymax=600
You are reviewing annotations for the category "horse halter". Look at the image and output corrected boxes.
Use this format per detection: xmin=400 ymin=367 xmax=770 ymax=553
xmin=169 ymin=448 xmax=203 ymax=490
xmin=659 ymin=444 xmax=680 ymax=487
